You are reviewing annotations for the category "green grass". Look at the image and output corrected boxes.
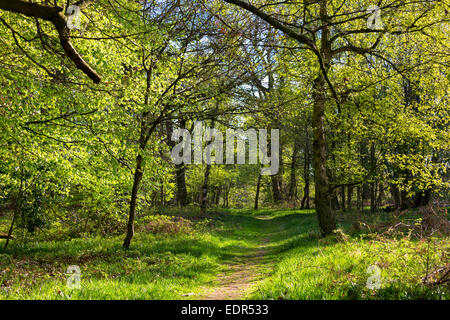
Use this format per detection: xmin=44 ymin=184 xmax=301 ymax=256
xmin=246 ymin=209 xmax=449 ymax=300
xmin=1 ymin=232 xmax=218 ymax=299
xmin=0 ymin=208 xmax=449 ymax=300
xmin=0 ymin=210 xmax=276 ymax=300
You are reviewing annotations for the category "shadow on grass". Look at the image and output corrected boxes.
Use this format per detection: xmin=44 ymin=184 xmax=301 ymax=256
xmin=0 ymin=208 xmax=335 ymax=299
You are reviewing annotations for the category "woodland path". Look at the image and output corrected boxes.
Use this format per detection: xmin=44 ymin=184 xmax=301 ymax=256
xmin=200 ymin=215 xmax=278 ymax=300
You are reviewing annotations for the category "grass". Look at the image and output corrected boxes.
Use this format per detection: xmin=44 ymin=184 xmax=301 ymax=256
xmin=0 ymin=208 xmax=448 ymax=300
xmin=0 ymin=210 xmax=272 ymax=300
xmin=247 ymin=209 xmax=449 ymax=300
xmin=1 ymin=233 xmax=218 ymax=299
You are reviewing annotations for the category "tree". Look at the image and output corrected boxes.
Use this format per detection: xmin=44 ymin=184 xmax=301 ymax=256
xmin=222 ymin=0 xmax=447 ymax=235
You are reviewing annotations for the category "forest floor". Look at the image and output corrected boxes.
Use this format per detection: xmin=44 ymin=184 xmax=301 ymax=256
xmin=0 ymin=208 xmax=449 ymax=300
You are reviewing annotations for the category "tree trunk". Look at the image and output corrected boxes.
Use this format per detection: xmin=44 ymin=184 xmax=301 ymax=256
xmin=255 ymin=172 xmax=262 ymax=210
xmin=224 ymin=188 xmax=229 ymax=208
xmin=175 ymin=164 xmax=188 ymax=206
xmin=312 ymin=73 xmax=336 ymax=236
xmin=370 ymin=182 xmax=376 ymax=212
xmin=347 ymin=185 xmax=353 ymax=210
xmin=200 ymin=164 xmax=210 ymax=213
xmin=288 ymin=140 xmax=298 ymax=202
xmin=3 ymin=210 xmax=16 ymax=250
xmin=5 ymin=151 xmax=24 ymax=250
xmin=201 ymin=120 xmax=214 ymax=212
xmin=390 ymin=184 xmax=401 ymax=209
xmin=331 ymin=191 xmax=340 ymax=210
xmin=123 ymin=69 xmax=157 ymax=248
xmin=271 ymin=144 xmax=283 ymax=203
xmin=301 ymin=132 xmax=311 ymax=210
xmin=414 ymin=190 xmax=431 ymax=207
xmin=215 ymin=187 xmax=221 ymax=206
xmin=357 ymin=185 xmax=362 ymax=212
xmin=311 ymin=1 xmax=337 ymax=236
xmin=123 ymin=154 xmax=144 ymax=249
xmin=376 ymin=183 xmax=384 ymax=209
xmin=166 ymin=120 xmax=189 ymax=207
xmin=341 ymin=186 xmax=346 ymax=211
xmin=369 ymin=143 xmax=376 ymax=212
xmin=271 ymin=175 xmax=282 ymax=203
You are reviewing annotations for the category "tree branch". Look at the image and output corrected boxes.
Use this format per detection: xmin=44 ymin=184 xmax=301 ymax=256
xmin=0 ymin=0 xmax=101 ymax=83
xmin=223 ymin=0 xmax=316 ymax=49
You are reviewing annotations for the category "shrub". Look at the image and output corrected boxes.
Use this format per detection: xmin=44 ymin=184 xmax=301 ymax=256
xmin=137 ymin=215 xmax=193 ymax=235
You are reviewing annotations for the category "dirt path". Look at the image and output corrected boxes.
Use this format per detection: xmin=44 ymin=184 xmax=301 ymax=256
xmin=200 ymin=236 xmax=271 ymax=300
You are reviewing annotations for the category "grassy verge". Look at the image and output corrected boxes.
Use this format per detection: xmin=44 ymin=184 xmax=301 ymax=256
xmin=248 ymin=209 xmax=449 ymax=300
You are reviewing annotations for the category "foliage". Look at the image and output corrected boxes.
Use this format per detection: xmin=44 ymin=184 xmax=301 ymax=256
xmin=0 ymin=0 xmax=448 ymax=300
